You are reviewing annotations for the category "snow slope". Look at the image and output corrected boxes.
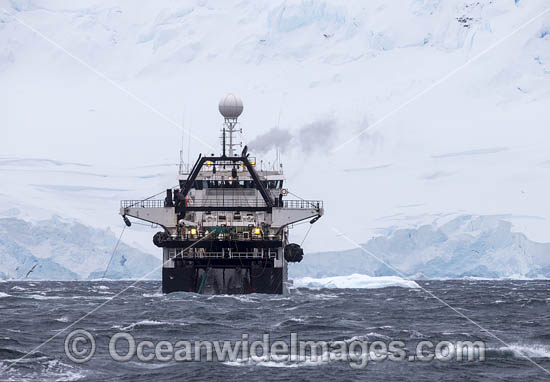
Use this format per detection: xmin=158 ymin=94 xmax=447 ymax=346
xmin=0 ymin=156 xmax=177 ymax=254
xmin=1 ymin=0 xmax=550 ymax=273
xmin=0 ymin=216 xmax=160 ymax=280
xmin=290 ymin=215 xmax=550 ymax=279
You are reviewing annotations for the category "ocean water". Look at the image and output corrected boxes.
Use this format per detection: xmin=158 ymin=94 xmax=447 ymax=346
xmin=0 ymin=280 xmax=549 ymax=381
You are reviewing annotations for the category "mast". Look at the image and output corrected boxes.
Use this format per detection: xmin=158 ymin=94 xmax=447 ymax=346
xmin=219 ymin=94 xmax=243 ymax=157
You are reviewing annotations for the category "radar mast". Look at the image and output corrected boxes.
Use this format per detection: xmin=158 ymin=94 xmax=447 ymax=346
xmin=218 ymin=93 xmax=243 ymax=157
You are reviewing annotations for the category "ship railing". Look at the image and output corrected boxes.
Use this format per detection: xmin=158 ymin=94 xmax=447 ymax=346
xmin=121 ymin=200 xmax=164 ymax=208
xmin=189 ymin=199 xmax=267 ymax=208
xmin=120 ymin=199 xmax=267 ymax=209
xmin=121 ymin=199 xmax=323 ymax=209
xmin=168 ymin=248 xmax=277 ymax=259
xmin=179 ymin=157 xmax=258 ymax=174
xmin=282 ymin=200 xmax=323 ymax=209
xmin=181 ymin=232 xmax=281 ymax=241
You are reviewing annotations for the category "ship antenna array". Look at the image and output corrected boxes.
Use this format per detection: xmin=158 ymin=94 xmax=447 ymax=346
xmin=221 ymin=117 xmax=241 ymax=157
xmin=179 ymin=113 xmax=193 ymax=174
xmin=218 ymin=94 xmax=244 ymax=157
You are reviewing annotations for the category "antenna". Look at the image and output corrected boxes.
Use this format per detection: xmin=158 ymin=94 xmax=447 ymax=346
xmin=276 ymin=97 xmax=284 ymax=173
xmin=179 ymin=115 xmax=185 ymax=174
xmin=187 ymin=113 xmax=191 ymax=172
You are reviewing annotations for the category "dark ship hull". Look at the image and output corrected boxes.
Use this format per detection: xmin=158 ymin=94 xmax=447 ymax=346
xmin=159 ymin=239 xmax=287 ymax=294
xmin=162 ymin=260 xmax=284 ymax=294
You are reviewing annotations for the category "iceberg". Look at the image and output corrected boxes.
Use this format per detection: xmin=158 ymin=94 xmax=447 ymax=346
xmin=292 ymin=274 xmax=419 ymax=289
xmin=291 ymin=215 xmax=550 ymax=280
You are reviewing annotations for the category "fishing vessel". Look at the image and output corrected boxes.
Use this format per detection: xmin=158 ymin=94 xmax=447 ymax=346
xmin=120 ymin=94 xmax=323 ymax=294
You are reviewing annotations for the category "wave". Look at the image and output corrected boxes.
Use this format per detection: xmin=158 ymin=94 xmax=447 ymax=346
xmin=428 ymin=276 xmax=550 ymax=281
xmin=142 ymin=292 xmax=164 ymax=298
xmin=492 ymin=344 xmax=550 ymax=359
xmin=25 ymin=294 xmax=59 ymax=300
xmin=0 ymin=292 xmax=10 ymax=298
xmin=206 ymin=295 xmax=260 ymax=303
xmin=224 ymin=356 xmax=326 ymax=368
xmin=115 ymin=320 xmax=170 ymax=331
xmin=292 ymin=274 xmax=419 ymax=289
xmin=18 ymin=294 xmax=112 ymax=301
xmin=353 ymin=332 xmax=392 ymax=341
xmin=274 ymin=317 xmax=306 ymax=328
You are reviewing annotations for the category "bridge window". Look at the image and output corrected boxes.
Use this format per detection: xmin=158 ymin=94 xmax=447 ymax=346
xmin=186 ymin=179 xmax=282 ymax=190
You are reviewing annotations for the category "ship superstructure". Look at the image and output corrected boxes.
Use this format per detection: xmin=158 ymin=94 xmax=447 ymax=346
xmin=120 ymin=94 xmax=323 ymax=294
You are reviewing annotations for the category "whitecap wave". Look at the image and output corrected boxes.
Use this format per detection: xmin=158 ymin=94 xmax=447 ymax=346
xmin=115 ymin=320 xmax=170 ymax=331
xmin=26 ymin=294 xmax=59 ymax=300
xmin=274 ymin=317 xmax=306 ymax=327
xmin=496 ymin=344 xmax=550 ymax=359
xmin=0 ymin=292 xmax=10 ymax=298
xmin=142 ymin=292 xmax=164 ymax=298
xmin=207 ymin=295 xmax=260 ymax=303
xmin=365 ymin=332 xmax=391 ymax=340
xmin=292 ymin=274 xmax=419 ymax=289
xmin=223 ymin=356 xmax=326 ymax=368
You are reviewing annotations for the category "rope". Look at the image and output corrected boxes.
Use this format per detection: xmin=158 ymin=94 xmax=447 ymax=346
xmin=291 ymin=220 xmax=310 ymax=227
xmin=197 ymin=273 xmax=207 ymax=294
xmin=183 ymin=233 xmax=215 ymax=293
xmin=288 ymin=189 xmax=320 ymax=245
xmin=250 ymin=254 xmax=269 ymax=278
xmin=287 ymin=191 xmax=318 ymax=209
xmin=197 ymin=259 xmax=211 ymax=294
xmin=300 ymin=224 xmax=313 ymax=247
xmin=102 ymin=225 xmax=126 ymax=280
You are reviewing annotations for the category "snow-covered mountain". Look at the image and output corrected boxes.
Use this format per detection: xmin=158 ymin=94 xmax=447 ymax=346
xmin=0 ymin=216 xmax=160 ymax=280
xmin=290 ymin=215 xmax=550 ymax=279
xmin=2 ymin=213 xmax=549 ymax=281
xmin=1 ymin=0 xmax=550 ymax=278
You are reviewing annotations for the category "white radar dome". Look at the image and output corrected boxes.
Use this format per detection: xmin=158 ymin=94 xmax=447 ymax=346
xmin=218 ymin=93 xmax=243 ymax=119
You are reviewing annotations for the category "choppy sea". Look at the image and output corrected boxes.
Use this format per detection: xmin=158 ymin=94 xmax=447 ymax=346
xmin=1 ymin=280 xmax=549 ymax=381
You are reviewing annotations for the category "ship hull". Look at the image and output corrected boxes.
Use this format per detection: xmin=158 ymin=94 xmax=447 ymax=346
xmin=162 ymin=260 xmax=285 ymax=294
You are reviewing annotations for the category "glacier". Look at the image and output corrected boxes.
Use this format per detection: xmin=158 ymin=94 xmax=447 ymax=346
xmin=1 ymin=0 xmax=550 ymax=279
xmin=0 ymin=216 xmax=160 ymax=280
xmin=2 ymin=214 xmax=550 ymax=281
xmin=1 ymin=0 xmax=550 ymax=256
xmin=289 ymin=215 xmax=550 ymax=280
